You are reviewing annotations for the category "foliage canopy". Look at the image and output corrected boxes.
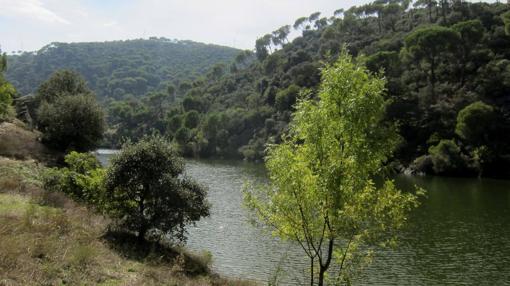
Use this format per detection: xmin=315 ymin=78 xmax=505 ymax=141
xmin=245 ymin=53 xmax=421 ymax=285
xmin=103 ymin=135 xmax=209 ymax=242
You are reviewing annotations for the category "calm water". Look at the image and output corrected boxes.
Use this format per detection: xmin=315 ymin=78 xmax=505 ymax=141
xmin=96 ymin=151 xmax=510 ymax=285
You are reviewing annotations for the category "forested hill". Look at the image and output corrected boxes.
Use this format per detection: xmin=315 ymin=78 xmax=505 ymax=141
xmin=145 ymin=1 xmax=508 ymax=178
xmin=5 ymin=38 xmax=240 ymax=100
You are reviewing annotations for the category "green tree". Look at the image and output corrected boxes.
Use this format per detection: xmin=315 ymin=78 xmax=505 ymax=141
xmin=167 ymin=115 xmax=182 ymax=133
xmin=235 ymin=51 xmax=248 ymax=66
xmin=182 ymin=96 xmax=204 ymax=112
xmin=428 ymin=139 xmax=466 ymax=175
xmin=184 ymin=110 xmax=200 ymax=129
xmin=37 ymin=70 xmax=91 ymax=103
xmin=103 ymin=135 xmax=209 ymax=242
xmin=382 ymin=2 xmax=403 ymax=32
xmin=255 ymin=37 xmax=270 ymax=61
xmin=293 ymin=17 xmax=308 ymax=31
xmin=179 ymin=81 xmax=193 ymax=95
xmin=455 ymin=101 xmax=495 ymax=146
xmin=403 ymin=25 xmax=460 ymax=98
xmin=452 ymin=20 xmax=484 ymax=83
xmin=414 ymin=0 xmax=437 ymax=23
xmin=37 ymin=94 xmax=105 ymax=151
xmin=244 ymin=53 xmax=421 ymax=286
xmin=501 ymin=11 xmax=510 ymax=36
xmin=273 ymin=25 xmax=291 ymax=46
xmin=275 ymin=84 xmax=300 ymax=111
xmin=0 ymin=82 xmax=15 ymax=119
xmin=0 ymin=53 xmax=15 ymax=120
xmin=175 ymin=126 xmax=191 ymax=144
xmin=208 ymin=63 xmax=225 ymax=81
xmin=146 ymin=92 xmax=169 ymax=119
xmin=309 ymin=11 xmax=321 ymax=22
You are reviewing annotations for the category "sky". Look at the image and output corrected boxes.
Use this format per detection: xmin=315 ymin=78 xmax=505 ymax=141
xmin=0 ymin=0 xmax=374 ymax=53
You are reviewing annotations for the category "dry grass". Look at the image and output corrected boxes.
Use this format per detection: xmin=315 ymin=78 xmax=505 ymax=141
xmin=0 ymin=158 xmax=259 ymax=286
xmin=0 ymin=121 xmax=61 ymax=163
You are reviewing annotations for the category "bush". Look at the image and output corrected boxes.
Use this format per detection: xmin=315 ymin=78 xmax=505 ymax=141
xmin=37 ymin=95 xmax=105 ymax=152
xmin=410 ymin=155 xmax=434 ymax=174
xmin=428 ymin=139 xmax=468 ymax=175
xmin=42 ymin=152 xmax=105 ymax=204
xmin=0 ymin=81 xmax=15 ymax=121
xmin=103 ymin=134 xmax=209 ymax=242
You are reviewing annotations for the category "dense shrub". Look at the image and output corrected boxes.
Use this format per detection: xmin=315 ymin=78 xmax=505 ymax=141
xmin=37 ymin=95 xmax=105 ymax=152
xmin=410 ymin=155 xmax=434 ymax=174
xmin=42 ymin=152 xmax=105 ymax=204
xmin=103 ymin=135 xmax=209 ymax=242
xmin=428 ymin=139 xmax=469 ymax=175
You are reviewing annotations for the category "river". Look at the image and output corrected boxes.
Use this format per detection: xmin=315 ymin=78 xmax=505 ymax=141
xmin=96 ymin=151 xmax=510 ymax=285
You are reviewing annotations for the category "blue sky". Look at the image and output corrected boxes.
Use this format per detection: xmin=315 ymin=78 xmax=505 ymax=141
xmin=0 ymin=0 xmax=373 ymax=53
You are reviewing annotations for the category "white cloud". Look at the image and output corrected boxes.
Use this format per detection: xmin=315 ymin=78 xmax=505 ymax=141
xmin=0 ymin=0 xmax=70 ymax=24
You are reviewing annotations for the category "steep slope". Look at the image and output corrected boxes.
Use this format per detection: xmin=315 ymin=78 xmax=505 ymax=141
xmin=160 ymin=1 xmax=510 ymax=177
xmin=5 ymin=38 xmax=240 ymax=100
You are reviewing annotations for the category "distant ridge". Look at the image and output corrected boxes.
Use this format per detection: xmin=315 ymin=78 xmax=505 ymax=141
xmin=5 ymin=38 xmax=241 ymax=100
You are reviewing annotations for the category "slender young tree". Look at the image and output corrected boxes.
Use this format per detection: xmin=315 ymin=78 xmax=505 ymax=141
xmin=245 ymin=52 xmax=422 ymax=286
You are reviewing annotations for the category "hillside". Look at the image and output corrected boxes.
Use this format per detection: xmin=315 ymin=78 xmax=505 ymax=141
xmin=5 ymin=38 xmax=241 ymax=100
xmin=4 ymin=1 xmax=510 ymax=178
xmin=0 ymin=157 xmax=254 ymax=286
xmin=0 ymin=120 xmax=60 ymax=163
xmin=148 ymin=1 xmax=509 ymax=178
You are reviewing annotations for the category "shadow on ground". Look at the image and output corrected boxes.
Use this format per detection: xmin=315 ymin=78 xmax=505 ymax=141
xmin=102 ymin=230 xmax=211 ymax=277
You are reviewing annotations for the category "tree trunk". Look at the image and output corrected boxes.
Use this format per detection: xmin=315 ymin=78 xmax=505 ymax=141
xmin=318 ymin=239 xmax=334 ymax=286
xmin=441 ymin=0 xmax=447 ymax=23
xmin=429 ymin=55 xmax=437 ymax=100
xmin=428 ymin=2 xmax=433 ymax=23
xmin=310 ymin=257 xmax=315 ymax=286
xmin=138 ymin=224 xmax=147 ymax=243
xmin=138 ymin=197 xmax=146 ymax=243
xmin=409 ymin=10 xmax=414 ymax=30
xmin=378 ymin=14 xmax=382 ymax=33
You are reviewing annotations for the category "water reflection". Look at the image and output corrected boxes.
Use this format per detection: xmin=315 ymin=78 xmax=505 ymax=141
xmin=96 ymin=152 xmax=510 ymax=285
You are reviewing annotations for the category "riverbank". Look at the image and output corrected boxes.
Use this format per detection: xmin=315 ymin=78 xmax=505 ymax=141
xmin=0 ymin=157 xmax=255 ymax=285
